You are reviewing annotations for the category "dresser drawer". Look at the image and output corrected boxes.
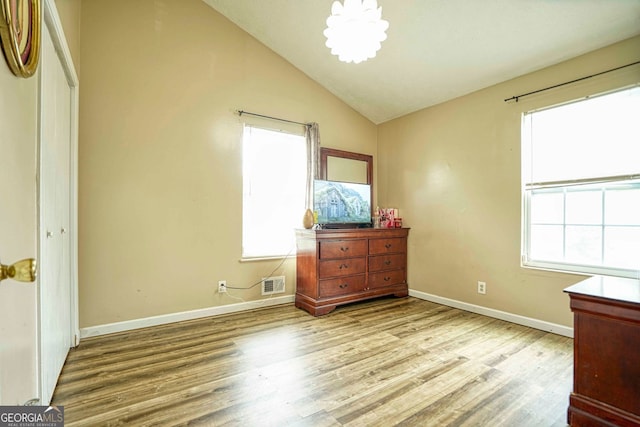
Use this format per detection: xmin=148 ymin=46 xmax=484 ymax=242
xmin=319 ymin=239 xmax=367 ymax=259
xmin=319 ymin=257 xmax=366 ymax=278
xmin=369 ymin=254 xmax=407 ymax=272
xmin=369 ymin=237 xmax=407 ymax=255
xmin=319 ymin=275 xmax=366 ymax=298
xmin=369 ymin=269 xmax=406 ymax=288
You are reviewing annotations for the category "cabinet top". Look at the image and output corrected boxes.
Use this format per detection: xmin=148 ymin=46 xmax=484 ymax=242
xmin=296 ymin=227 xmax=409 ymax=240
xmin=564 ymin=275 xmax=640 ymax=305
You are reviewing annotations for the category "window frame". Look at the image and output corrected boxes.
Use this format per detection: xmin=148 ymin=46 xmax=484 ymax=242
xmin=241 ymin=124 xmax=307 ymax=260
xmin=521 ymin=85 xmax=640 ymax=279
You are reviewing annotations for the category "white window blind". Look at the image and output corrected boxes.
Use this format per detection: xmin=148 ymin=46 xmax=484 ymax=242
xmin=242 ymin=125 xmax=306 ymax=258
xmin=522 ymin=85 xmax=640 ymax=279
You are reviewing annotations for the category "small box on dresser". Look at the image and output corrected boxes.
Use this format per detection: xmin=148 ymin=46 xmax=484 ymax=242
xmin=295 ymin=227 xmax=409 ymax=316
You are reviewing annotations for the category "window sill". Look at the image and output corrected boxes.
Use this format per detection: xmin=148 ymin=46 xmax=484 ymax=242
xmin=522 ymin=260 xmax=639 ymax=280
xmin=239 ymin=254 xmax=295 ymax=263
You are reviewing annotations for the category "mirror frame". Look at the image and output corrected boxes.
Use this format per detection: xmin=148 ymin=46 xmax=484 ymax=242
xmin=319 ymin=147 xmax=374 ymax=217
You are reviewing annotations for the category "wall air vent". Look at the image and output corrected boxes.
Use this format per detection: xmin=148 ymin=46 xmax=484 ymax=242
xmin=261 ymin=276 xmax=285 ymax=295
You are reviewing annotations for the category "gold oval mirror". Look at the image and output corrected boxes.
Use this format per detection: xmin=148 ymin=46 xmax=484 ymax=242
xmin=0 ymin=0 xmax=41 ymax=78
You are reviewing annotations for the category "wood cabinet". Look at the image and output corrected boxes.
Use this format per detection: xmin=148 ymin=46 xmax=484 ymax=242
xmin=564 ymin=276 xmax=640 ymax=427
xmin=295 ymin=228 xmax=409 ymax=316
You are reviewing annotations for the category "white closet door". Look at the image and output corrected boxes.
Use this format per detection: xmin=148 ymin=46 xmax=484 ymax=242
xmin=39 ymin=20 xmax=72 ymax=405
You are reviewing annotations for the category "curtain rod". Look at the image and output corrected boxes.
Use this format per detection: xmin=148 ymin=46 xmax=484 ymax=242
xmin=504 ymin=60 xmax=640 ymax=103
xmin=237 ymin=110 xmax=311 ymax=127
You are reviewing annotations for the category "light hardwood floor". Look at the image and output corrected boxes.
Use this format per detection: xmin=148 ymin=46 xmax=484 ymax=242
xmin=52 ymin=297 xmax=573 ymax=426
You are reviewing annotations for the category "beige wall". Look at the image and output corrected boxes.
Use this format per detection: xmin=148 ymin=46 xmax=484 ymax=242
xmin=55 ymin=0 xmax=81 ymax=76
xmin=378 ymin=36 xmax=640 ymax=327
xmin=78 ymin=0 xmax=377 ymax=327
xmin=79 ymin=1 xmax=639 ymax=330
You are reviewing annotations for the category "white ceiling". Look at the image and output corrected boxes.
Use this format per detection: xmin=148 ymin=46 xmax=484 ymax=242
xmin=203 ymin=0 xmax=640 ymax=124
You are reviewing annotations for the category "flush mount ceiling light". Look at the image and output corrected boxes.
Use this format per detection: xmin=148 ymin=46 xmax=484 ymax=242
xmin=324 ymin=0 xmax=389 ymax=64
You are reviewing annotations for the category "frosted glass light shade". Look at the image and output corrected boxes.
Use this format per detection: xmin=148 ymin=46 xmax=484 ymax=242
xmin=324 ymin=0 xmax=389 ymax=64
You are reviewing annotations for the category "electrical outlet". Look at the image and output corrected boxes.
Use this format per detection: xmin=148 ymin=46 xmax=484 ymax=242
xmin=218 ymin=280 xmax=227 ymax=293
xmin=477 ymin=281 xmax=486 ymax=295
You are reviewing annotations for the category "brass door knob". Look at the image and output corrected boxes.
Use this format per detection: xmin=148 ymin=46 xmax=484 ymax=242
xmin=0 ymin=258 xmax=37 ymax=282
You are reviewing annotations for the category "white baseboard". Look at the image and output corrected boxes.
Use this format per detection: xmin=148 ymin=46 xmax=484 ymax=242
xmin=80 ymin=295 xmax=295 ymax=339
xmin=80 ymin=292 xmax=573 ymax=339
xmin=409 ymin=289 xmax=574 ymax=338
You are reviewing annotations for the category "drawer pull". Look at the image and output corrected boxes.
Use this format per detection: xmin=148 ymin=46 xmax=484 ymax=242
xmin=385 ymin=243 xmax=392 ymax=249
xmin=384 ymin=260 xmax=392 ymax=265
xmin=384 ymin=276 xmax=391 ymax=281
xmin=339 ymin=263 xmax=348 ymax=269
xmin=340 ymin=247 xmax=349 ymax=252
xmin=339 ymin=283 xmax=348 ymax=289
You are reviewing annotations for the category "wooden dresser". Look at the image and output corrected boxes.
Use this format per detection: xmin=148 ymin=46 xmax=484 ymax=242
xmin=564 ymin=276 xmax=640 ymax=426
xmin=295 ymin=228 xmax=409 ymax=316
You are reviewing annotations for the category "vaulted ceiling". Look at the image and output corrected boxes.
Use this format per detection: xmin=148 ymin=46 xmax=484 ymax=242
xmin=203 ymin=0 xmax=640 ymax=124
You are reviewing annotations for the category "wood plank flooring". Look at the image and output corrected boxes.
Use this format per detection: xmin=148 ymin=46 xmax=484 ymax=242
xmin=52 ymin=297 xmax=573 ymax=426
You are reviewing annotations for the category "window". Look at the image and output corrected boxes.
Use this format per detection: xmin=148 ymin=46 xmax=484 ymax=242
xmin=242 ymin=125 xmax=306 ymax=258
xmin=522 ymin=86 xmax=640 ymax=278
